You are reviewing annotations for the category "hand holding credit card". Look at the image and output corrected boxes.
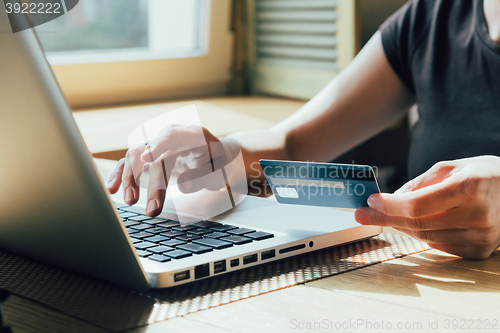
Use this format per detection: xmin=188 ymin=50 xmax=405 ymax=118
xmin=259 ymin=160 xmax=380 ymax=210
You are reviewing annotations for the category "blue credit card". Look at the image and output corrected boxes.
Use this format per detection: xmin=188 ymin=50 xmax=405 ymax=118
xmin=259 ymin=160 xmax=380 ymax=210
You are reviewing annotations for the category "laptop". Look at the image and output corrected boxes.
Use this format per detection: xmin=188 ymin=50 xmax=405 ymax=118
xmin=0 ymin=5 xmax=381 ymax=291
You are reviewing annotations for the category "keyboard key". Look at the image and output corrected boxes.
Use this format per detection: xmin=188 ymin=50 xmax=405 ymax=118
xmin=130 ymin=231 xmax=155 ymax=239
xmin=163 ymin=249 xmax=193 ymax=259
xmin=123 ymin=221 xmax=141 ymax=227
xmin=227 ymin=228 xmax=255 ymax=236
xmin=160 ymin=239 xmax=187 ymax=247
xmin=128 ymin=216 xmax=153 ymax=222
xmin=156 ymin=221 xmax=181 ymax=228
xmin=177 ymin=243 xmax=213 ymax=254
xmin=245 ymin=231 xmax=274 ymax=241
xmin=210 ymin=224 xmax=238 ymax=232
xmin=134 ymin=241 xmax=156 ymax=250
xmin=172 ymin=225 xmax=197 ymax=232
xmin=176 ymin=234 xmax=202 ymax=242
xmin=144 ymin=235 xmax=169 ymax=243
xmin=119 ymin=212 xmax=139 ymax=219
xmin=130 ymin=224 xmax=155 ymax=231
xmin=193 ymin=221 xmax=222 ymax=228
xmin=187 ymin=228 xmax=213 ymax=236
xmin=141 ymin=218 xmax=167 ymax=225
xmin=136 ymin=250 xmax=151 ymax=257
xmin=221 ymin=235 xmax=252 ymax=245
xmin=126 ymin=228 xmax=139 ymax=235
xmin=160 ymin=230 xmax=185 ymax=238
xmin=204 ymin=232 xmax=230 ymax=239
xmin=130 ymin=238 xmax=142 ymax=244
xmin=147 ymin=245 xmax=174 ymax=254
xmin=144 ymin=226 xmax=170 ymax=235
xmin=130 ymin=232 xmax=153 ymax=239
xmin=193 ymin=238 xmax=233 ymax=250
xmin=148 ymin=254 xmax=171 ymax=262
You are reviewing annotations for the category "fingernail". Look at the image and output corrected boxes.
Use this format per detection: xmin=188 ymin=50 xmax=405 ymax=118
xmin=125 ymin=187 xmax=134 ymax=202
xmin=354 ymin=209 xmax=371 ymax=225
xmin=147 ymin=199 xmax=158 ymax=213
xmin=367 ymin=196 xmax=378 ymax=210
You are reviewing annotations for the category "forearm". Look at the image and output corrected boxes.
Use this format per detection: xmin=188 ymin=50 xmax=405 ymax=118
xmin=277 ymin=32 xmax=415 ymax=162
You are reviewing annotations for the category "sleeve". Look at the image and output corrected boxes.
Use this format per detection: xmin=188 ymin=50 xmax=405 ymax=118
xmin=379 ymin=0 xmax=433 ymax=93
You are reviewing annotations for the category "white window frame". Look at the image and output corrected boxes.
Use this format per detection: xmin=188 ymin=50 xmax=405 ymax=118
xmin=50 ymin=0 xmax=233 ymax=108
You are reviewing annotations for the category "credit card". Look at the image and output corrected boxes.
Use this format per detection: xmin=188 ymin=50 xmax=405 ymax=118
xmin=259 ymin=160 xmax=380 ymax=210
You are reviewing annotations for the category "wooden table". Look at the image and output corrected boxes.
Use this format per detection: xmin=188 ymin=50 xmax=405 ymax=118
xmin=2 ymin=99 xmax=499 ymax=332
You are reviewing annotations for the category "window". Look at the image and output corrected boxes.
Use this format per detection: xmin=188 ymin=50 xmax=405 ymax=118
xmin=36 ymin=0 xmax=233 ymax=108
xmin=35 ymin=0 xmax=207 ymax=64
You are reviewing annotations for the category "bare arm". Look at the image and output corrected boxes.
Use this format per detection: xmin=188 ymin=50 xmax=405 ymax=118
xmin=228 ymin=32 xmax=415 ymax=182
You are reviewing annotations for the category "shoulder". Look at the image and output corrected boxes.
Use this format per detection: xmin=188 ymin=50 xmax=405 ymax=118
xmin=381 ymin=0 xmax=473 ymax=52
xmin=378 ymin=0 xmax=464 ymax=92
xmin=380 ymin=0 xmax=437 ymax=48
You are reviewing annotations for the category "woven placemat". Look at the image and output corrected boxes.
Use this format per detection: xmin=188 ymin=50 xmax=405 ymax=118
xmin=0 ymin=233 xmax=429 ymax=331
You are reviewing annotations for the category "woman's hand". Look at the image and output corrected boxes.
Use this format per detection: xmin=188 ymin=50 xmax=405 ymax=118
xmin=107 ymin=125 xmax=242 ymax=217
xmin=355 ymin=156 xmax=500 ymax=259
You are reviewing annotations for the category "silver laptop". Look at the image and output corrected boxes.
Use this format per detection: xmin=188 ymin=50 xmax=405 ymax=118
xmin=0 ymin=6 xmax=381 ymax=291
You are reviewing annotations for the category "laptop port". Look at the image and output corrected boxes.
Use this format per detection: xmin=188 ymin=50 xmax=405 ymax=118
xmin=261 ymin=249 xmax=276 ymax=260
xmin=195 ymin=263 xmax=210 ymax=279
xmin=279 ymin=244 xmax=306 ymax=254
xmin=214 ymin=260 xmax=226 ymax=274
xmin=230 ymin=258 xmax=239 ymax=267
xmin=174 ymin=270 xmax=190 ymax=282
xmin=243 ymin=253 xmax=258 ymax=265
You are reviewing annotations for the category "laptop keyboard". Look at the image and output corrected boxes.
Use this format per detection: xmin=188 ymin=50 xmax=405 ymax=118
xmin=113 ymin=202 xmax=274 ymax=263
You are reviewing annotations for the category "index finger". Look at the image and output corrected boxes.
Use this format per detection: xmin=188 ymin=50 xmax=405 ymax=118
xmin=367 ymin=177 xmax=463 ymax=218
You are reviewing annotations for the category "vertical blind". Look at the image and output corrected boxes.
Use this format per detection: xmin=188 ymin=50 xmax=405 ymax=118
xmin=252 ymin=0 xmax=358 ymax=99
xmin=256 ymin=0 xmax=338 ymax=71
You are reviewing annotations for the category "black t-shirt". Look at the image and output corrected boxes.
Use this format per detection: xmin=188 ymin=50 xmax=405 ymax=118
xmin=380 ymin=0 xmax=500 ymax=178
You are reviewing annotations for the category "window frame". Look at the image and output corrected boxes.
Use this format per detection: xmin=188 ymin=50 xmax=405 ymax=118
xmin=49 ymin=0 xmax=234 ymax=109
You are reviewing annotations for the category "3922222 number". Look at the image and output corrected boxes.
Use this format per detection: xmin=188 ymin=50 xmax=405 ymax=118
xmin=443 ymin=319 xmax=499 ymax=330
xmin=5 ymin=2 xmax=62 ymax=15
